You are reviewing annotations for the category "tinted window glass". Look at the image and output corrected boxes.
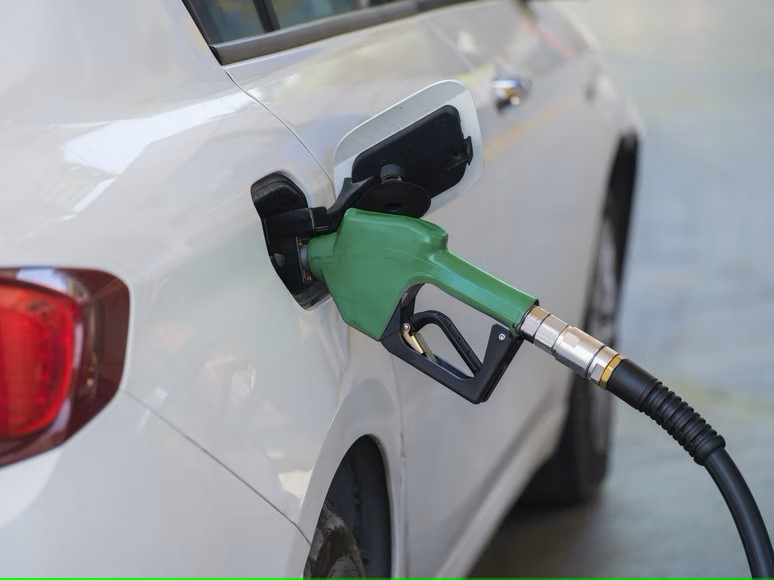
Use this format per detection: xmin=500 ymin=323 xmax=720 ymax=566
xmin=189 ymin=0 xmax=266 ymax=43
xmin=273 ymin=0 xmax=392 ymax=28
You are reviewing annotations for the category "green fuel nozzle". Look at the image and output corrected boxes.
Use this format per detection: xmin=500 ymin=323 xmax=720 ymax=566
xmin=306 ymin=208 xmax=536 ymax=403
xmin=306 ymin=209 xmax=536 ymax=340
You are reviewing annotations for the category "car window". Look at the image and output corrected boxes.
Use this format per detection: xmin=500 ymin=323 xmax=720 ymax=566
xmin=188 ymin=0 xmax=266 ymax=43
xmin=184 ymin=0 xmax=452 ymax=64
xmin=272 ymin=0 xmax=393 ymax=28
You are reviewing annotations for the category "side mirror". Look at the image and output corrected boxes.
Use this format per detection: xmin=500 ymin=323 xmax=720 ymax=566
xmin=332 ymin=80 xmax=483 ymax=214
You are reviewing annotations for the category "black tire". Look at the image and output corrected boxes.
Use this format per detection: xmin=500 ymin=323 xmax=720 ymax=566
xmin=304 ymin=502 xmax=366 ymax=578
xmin=520 ymin=203 xmax=623 ymax=505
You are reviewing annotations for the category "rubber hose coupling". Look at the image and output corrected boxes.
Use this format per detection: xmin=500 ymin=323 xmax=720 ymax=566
xmin=606 ymin=359 xmax=726 ymax=465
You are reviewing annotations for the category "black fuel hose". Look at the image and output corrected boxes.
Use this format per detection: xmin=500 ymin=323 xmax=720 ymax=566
xmin=606 ymin=359 xmax=774 ymax=578
xmin=520 ymin=305 xmax=774 ymax=576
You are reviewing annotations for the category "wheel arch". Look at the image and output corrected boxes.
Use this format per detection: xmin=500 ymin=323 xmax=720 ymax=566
xmin=606 ymin=132 xmax=639 ymax=279
xmin=324 ymin=435 xmax=393 ymax=577
xmin=297 ymin=370 xmax=403 ymax=577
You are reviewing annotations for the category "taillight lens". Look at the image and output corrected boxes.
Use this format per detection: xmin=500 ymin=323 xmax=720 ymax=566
xmin=0 ymin=284 xmax=81 ymax=439
xmin=0 ymin=269 xmax=129 ymax=466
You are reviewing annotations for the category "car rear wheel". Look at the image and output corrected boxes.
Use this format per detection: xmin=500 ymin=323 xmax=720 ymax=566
xmin=520 ymin=205 xmax=621 ymax=504
xmin=304 ymin=502 xmax=366 ymax=578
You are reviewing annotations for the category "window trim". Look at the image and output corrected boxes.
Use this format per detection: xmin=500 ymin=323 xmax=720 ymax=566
xmin=186 ymin=0 xmax=277 ymax=44
xmin=255 ymin=0 xmax=280 ymax=31
xmin=183 ymin=0 xmax=478 ymax=66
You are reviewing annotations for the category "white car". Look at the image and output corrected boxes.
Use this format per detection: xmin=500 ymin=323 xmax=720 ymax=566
xmin=0 ymin=0 xmax=639 ymax=576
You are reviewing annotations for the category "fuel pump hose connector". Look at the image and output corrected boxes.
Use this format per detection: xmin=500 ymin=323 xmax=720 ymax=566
xmin=520 ymin=306 xmax=726 ymax=464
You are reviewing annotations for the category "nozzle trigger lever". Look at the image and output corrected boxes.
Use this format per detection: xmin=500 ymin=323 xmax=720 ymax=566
xmin=380 ymin=290 xmax=523 ymax=404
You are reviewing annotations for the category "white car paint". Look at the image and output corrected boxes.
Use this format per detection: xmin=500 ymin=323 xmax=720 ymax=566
xmin=0 ymin=393 xmax=309 ymax=576
xmin=0 ymin=0 xmax=637 ymax=576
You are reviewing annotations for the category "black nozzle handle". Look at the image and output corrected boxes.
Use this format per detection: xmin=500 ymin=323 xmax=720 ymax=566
xmin=380 ymin=299 xmax=522 ymax=404
xmin=410 ymin=310 xmax=483 ymax=373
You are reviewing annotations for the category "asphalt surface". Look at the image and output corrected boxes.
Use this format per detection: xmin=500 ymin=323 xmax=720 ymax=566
xmin=472 ymin=1 xmax=774 ymax=576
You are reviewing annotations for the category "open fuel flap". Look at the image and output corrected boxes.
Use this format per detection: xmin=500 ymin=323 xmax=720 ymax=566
xmin=251 ymin=80 xmax=482 ymax=307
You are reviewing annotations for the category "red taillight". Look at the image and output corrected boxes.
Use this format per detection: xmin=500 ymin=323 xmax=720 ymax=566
xmin=0 ymin=269 xmax=129 ymax=466
xmin=0 ymin=284 xmax=81 ymax=439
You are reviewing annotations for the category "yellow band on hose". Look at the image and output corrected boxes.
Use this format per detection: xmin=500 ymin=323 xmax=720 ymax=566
xmin=600 ymin=354 xmax=625 ymax=389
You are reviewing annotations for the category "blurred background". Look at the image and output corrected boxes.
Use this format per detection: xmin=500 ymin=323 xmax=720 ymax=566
xmin=473 ymin=0 xmax=774 ymax=576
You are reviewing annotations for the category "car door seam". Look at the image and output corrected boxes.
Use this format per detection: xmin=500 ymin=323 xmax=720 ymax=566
xmin=122 ymin=390 xmax=313 ymax=545
xmin=220 ymin=66 xmax=336 ymax=193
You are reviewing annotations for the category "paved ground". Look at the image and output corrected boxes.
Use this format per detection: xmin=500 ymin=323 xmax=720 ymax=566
xmin=472 ymin=1 xmax=774 ymax=576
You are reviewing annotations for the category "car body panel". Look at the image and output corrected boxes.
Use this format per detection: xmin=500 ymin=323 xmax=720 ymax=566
xmin=0 ymin=392 xmax=309 ymax=576
xmin=0 ymin=0 xmax=638 ymax=576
